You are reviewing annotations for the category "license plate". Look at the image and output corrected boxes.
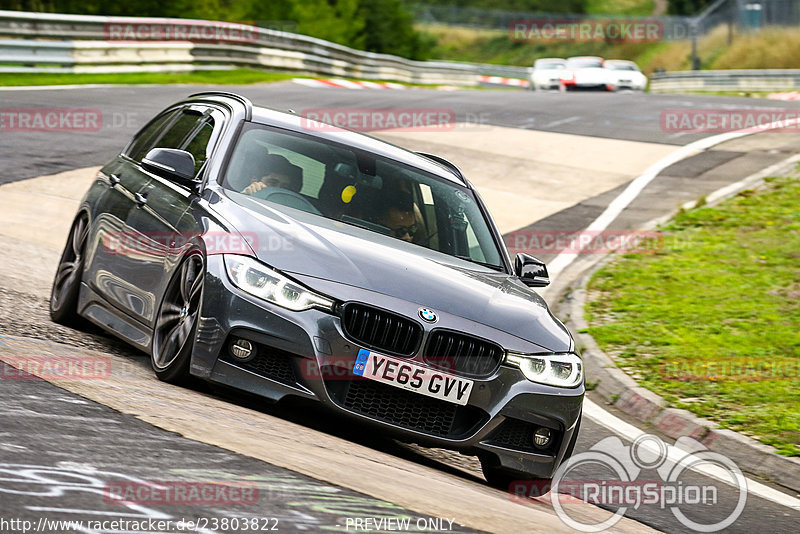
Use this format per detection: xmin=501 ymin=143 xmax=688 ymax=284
xmin=352 ymin=349 xmax=473 ymax=406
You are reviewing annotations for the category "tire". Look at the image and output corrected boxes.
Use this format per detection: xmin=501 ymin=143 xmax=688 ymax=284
xmin=50 ymin=213 xmax=89 ymax=326
xmin=151 ymin=252 xmax=205 ymax=384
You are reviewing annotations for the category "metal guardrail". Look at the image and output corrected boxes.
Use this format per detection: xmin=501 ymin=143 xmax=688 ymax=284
xmin=0 ymin=10 xmax=532 ymax=84
xmin=5 ymin=11 xmax=797 ymax=92
xmin=650 ymin=69 xmax=800 ymax=92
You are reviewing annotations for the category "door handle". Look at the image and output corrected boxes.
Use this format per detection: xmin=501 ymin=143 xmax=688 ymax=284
xmin=134 ymin=192 xmax=148 ymax=206
xmin=109 ymin=173 xmax=121 ymax=186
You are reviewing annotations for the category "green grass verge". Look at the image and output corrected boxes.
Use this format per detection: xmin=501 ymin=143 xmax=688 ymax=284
xmin=0 ymin=69 xmax=452 ymax=89
xmin=0 ymin=69 xmax=299 ymax=87
xmin=421 ymin=23 xmax=800 ymax=78
xmin=585 ymin=0 xmax=655 ymax=16
xmin=585 ymin=175 xmax=800 ymax=456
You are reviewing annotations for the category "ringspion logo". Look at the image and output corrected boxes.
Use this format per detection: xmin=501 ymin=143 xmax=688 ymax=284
xmin=511 ymin=434 xmax=747 ymax=532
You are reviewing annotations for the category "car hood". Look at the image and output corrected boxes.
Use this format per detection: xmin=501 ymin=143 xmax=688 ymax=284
xmin=220 ymin=192 xmax=572 ymax=351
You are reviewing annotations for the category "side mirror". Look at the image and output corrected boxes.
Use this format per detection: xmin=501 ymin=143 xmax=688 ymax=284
xmin=515 ymin=253 xmax=550 ymax=287
xmin=142 ymin=148 xmax=196 ymax=184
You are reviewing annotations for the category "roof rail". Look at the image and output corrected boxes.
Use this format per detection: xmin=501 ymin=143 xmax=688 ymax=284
xmin=416 ymin=152 xmax=466 ymax=183
xmin=188 ymin=91 xmax=253 ymax=120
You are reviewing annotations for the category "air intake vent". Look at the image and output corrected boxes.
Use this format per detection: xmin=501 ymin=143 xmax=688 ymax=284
xmin=324 ymin=377 xmax=487 ymax=438
xmin=424 ymin=330 xmax=503 ymax=378
xmin=221 ymin=342 xmax=299 ymax=387
xmin=341 ymin=303 xmax=422 ymax=356
xmin=486 ymin=418 xmax=560 ymax=454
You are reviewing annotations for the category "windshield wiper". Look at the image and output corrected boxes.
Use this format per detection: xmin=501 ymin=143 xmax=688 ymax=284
xmin=340 ymin=215 xmax=392 ymax=235
xmin=454 ymin=255 xmax=503 ymax=271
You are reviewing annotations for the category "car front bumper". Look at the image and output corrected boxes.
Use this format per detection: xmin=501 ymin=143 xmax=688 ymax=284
xmin=190 ymin=256 xmax=584 ymax=479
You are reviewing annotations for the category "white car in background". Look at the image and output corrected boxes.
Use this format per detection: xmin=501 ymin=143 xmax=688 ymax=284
xmin=604 ymin=59 xmax=648 ymax=91
xmin=529 ymin=58 xmax=565 ymax=90
xmin=560 ymin=56 xmax=611 ymax=91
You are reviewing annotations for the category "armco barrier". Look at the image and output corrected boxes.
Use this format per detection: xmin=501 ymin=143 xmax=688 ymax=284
xmin=0 ymin=10 xmax=532 ymax=85
xmin=651 ymin=69 xmax=800 ymax=92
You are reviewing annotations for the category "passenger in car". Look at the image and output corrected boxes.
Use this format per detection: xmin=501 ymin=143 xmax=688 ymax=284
xmin=382 ymin=173 xmax=428 ymax=244
xmin=242 ymin=154 xmax=302 ymax=195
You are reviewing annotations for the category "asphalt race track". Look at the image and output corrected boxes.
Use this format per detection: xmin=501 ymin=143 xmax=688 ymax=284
xmin=4 ymin=83 xmax=800 ymax=184
xmin=1 ymin=82 xmax=799 ymax=533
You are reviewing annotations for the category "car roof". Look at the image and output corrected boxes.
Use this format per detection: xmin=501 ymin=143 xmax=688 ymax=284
xmin=185 ymin=92 xmax=467 ymax=186
xmin=566 ymin=56 xmax=603 ymax=61
xmin=605 ymin=59 xmax=638 ymax=66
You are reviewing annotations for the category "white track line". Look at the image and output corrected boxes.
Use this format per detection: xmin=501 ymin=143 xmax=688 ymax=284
xmin=584 ymin=399 xmax=800 ymax=511
xmin=547 ymin=119 xmax=800 ymax=281
xmin=566 ymin=119 xmax=800 ymax=510
xmin=704 ymin=153 xmax=800 ymax=206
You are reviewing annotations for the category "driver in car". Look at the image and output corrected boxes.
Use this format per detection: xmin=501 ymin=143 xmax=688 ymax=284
xmin=242 ymin=154 xmax=302 ymax=195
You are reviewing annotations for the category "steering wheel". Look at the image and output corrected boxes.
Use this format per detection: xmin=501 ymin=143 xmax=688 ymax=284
xmin=252 ymin=188 xmax=321 ymax=215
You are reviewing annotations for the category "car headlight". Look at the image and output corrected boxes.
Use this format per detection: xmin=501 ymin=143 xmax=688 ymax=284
xmin=505 ymin=352 xmax=583 ymax=388
xmin=223 ymin=255 xmax=334 ymax=312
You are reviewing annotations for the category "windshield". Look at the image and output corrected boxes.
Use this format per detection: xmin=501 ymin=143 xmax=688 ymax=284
xmin=222 ymin=122 xmax=504 ymax=269
xmin=608 ymin=63 xmax=638 ymax=71
xmin=566 ymin=58 xmax=603 ymax=68
xmin=535 ymin=60 xmax=564 ymax=69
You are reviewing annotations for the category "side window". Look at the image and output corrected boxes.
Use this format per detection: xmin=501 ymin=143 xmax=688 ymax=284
xmin=182 ymin=117 xmax=216 ymax=175
xmin=125 ymin=110 xmax=177 ymax=162
xmin=155 ymin=109 xmax=206 ymax=151
xmin=130 ymin=105 xmax=221 ymax=178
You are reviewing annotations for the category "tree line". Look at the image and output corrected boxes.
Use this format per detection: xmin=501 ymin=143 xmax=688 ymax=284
xmin=0 ymin=0 xmax=433 ymax=59
xmin=0 ymin=0 xmax=717 ymax=60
